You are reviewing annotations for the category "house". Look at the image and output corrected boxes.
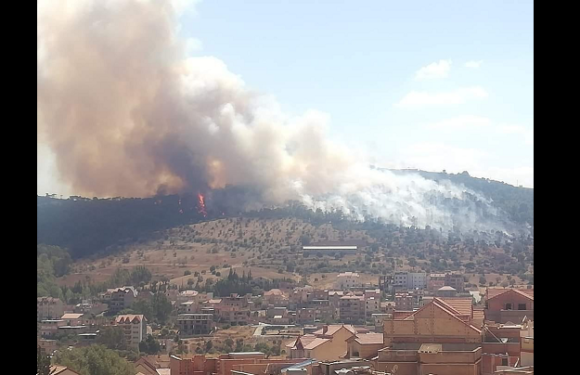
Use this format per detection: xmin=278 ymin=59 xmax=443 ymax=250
xmin=114 ymin=314 xmax=147 ymax=349
xmin=296 ymin=308 xmax=316 ymax=325
xmin=374 ymin=298 xmax=483 ymax=375
xmin=264 ymin=289 xmax=289 ymax=306
xmin=339 ymin=295 xmax=365 ymax=323
xmin=345 ymin=333 xmax=384 ymax=359
xmin=177 ymin=314 xmax=215 ymax=336
xmin=484 ymin=288 xmax=534 ymax=323
xmin=335 ymin=272 xmax=361 ymax=290
xmin=50 ymin=366 xmax=81 ymax=375
xmin=287 ymin=324 xmax=357 ymax=361
xmin=38 ymin=297 xmax=64 ymax=321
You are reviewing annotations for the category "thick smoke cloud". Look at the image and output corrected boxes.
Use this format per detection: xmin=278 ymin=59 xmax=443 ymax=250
xmin=37 ymin=0 xmax=515 ymax=233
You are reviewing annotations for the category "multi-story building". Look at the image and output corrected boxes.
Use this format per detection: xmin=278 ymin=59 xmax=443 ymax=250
xmin=328 ymin=291 xmax=344 ymax=308
xmin=107 ymin=287 xmax=137 ymax=314
xmin=37 ymin=297 xmax=64 ymax=321
xmin=394 ymin=293 xmax=413 ymax=311
xmin=297 ymin=308 xmax=316 ymax=325
xmin=339 ymin=295 xmax=365 ymax=323
xmin=177 ymin=314 xmax=215 ymax=336
xmin=335 ymin=272 xmax=361 ymax=290
xmin=39 ymin=319 xmax=65 ymax=337
xmin=364 ymin=297 xmax=379 ymax=318
xmin=393 ymin=272 xmax=427 ymax=290
xmin=445 ymin=272 xmax=465 ymax=292
xmin=114 ymin=314 xmax=147 ymax=349
xmin=427 ymin=273 xmax=446 ymax=292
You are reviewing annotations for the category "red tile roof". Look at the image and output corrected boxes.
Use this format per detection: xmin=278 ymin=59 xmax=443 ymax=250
xmin=487 ymin=288 xmax=534 ymax=301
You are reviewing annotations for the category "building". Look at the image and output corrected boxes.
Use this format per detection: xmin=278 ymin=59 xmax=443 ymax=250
xmin=393 ymin=272 xmax=427 ymax=290
xmin=436 ymin=286 xmax=457 ymax=297
xmin=114 ymin=314 xmax=147 ymax=349
xmin=394 ymin=292 xmax=413 ymax=311
xmin=37 ymin=297 xmax=64 ymax=321
xmin=40 ymin=319 xmax=65 ymax=337
xmin=107 ymin=287 xmax=138 ymax=314
xmin=335 ymin=272 xmax=362 ymax=290
xmin=364 ymin=297 xmax=379 ymax=318
xmin=345 ymin=333 xmax=384 ymax=359
xmin=264 ymin=289 xmax=289 ymax=306
xmin=484 ymin=288 xmax=534 ymax=323
xmin=169 ymin=353 xmax=307 ymax=375
xmin=287 ymin=325 xmax=357 ymax=361
xmin=61 ymin=313 xmax=85 ymax=326
xmin=374 ymin=298 xmax=483 ymax=375
xmin=427 ymin=273 xmax=446 ymax=292
xmin=482 ymin=322 xmax=523 ymax=374
xmin=178 ymin=314 xmax=215 ymax=336
xmin=37 ymin=338 xmax=58 ymax=354
xmin=296 ymin=308 xmax=316 ymax=325
xmin=520 ymin=320 xmax=533 ymax=367
xmin=445 ymin=272 xmax=465 ymax=292
xmin=339 ymin=295 xmax=365 ymax=323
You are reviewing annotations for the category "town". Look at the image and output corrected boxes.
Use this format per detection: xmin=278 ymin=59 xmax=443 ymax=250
xmin=38 ymin=245 xmax=533 ymax=375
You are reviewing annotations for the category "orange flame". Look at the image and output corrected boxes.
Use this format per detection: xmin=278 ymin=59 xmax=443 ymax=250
xmin=197 ymin=193 xmax=207 ymax=217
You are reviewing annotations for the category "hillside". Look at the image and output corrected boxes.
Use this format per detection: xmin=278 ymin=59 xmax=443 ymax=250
xmin=37 ymin=170 xmax=533 ymax=260
xmin=57 ymin=216 xmax=534 ymax=295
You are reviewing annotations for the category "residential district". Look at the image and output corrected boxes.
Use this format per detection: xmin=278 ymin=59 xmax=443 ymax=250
xmin=38 ymin=267 xmax=533 ymax=375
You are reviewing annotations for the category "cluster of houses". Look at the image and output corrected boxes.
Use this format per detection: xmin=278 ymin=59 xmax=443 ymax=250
xmin=38 ymin=268 xmax=534 ymax=375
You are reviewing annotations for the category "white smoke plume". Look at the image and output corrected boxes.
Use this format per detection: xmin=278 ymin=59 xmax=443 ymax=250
xmin=37 ymin=0 xmax=515 ymax=233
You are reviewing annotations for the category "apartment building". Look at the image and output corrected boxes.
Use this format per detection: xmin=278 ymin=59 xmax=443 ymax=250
xmin=106 ymin=287 xmax=138 ymax=314
xmin=114 ymin=314 xmax=147 ymax=349
xmin=339 ymin=295 xmax=365 ymax=323
xmin=177 ymin=314 xmax=215 ymax=336
xmin=393 ymin=272 xmax=427 ymax=290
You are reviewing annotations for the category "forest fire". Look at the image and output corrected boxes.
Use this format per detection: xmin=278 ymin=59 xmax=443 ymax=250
xmin=197 ymin=193 xmax=207 ymax=217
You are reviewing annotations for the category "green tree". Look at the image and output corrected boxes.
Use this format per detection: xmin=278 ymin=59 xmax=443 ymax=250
xmin=130 ymin=266 xmax=152 ymax=285
xmin=37 ymin=346 xmax=54 ymax=375
xmin=96 ymin=326 xmax=128 ymax=351
xmin=205 ymin=340 xmax=213 ymax=353
xmin=139 ymin=335 xmax=161 ymax=355
xmin=53 ymin=345 xmax=135 ymax=375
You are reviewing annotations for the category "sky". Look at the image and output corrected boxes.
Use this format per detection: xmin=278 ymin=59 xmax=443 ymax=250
xmin=37 ymin=0 xmax=533 ymax=195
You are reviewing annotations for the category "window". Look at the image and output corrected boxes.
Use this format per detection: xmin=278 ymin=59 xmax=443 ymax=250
xmin=518 ymin=303 xmax=526 ymax=310
xmin=505 ymin=303 xmax=512 ymax=310
xmin=501 ymin=358 xmax=508 ymax=366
